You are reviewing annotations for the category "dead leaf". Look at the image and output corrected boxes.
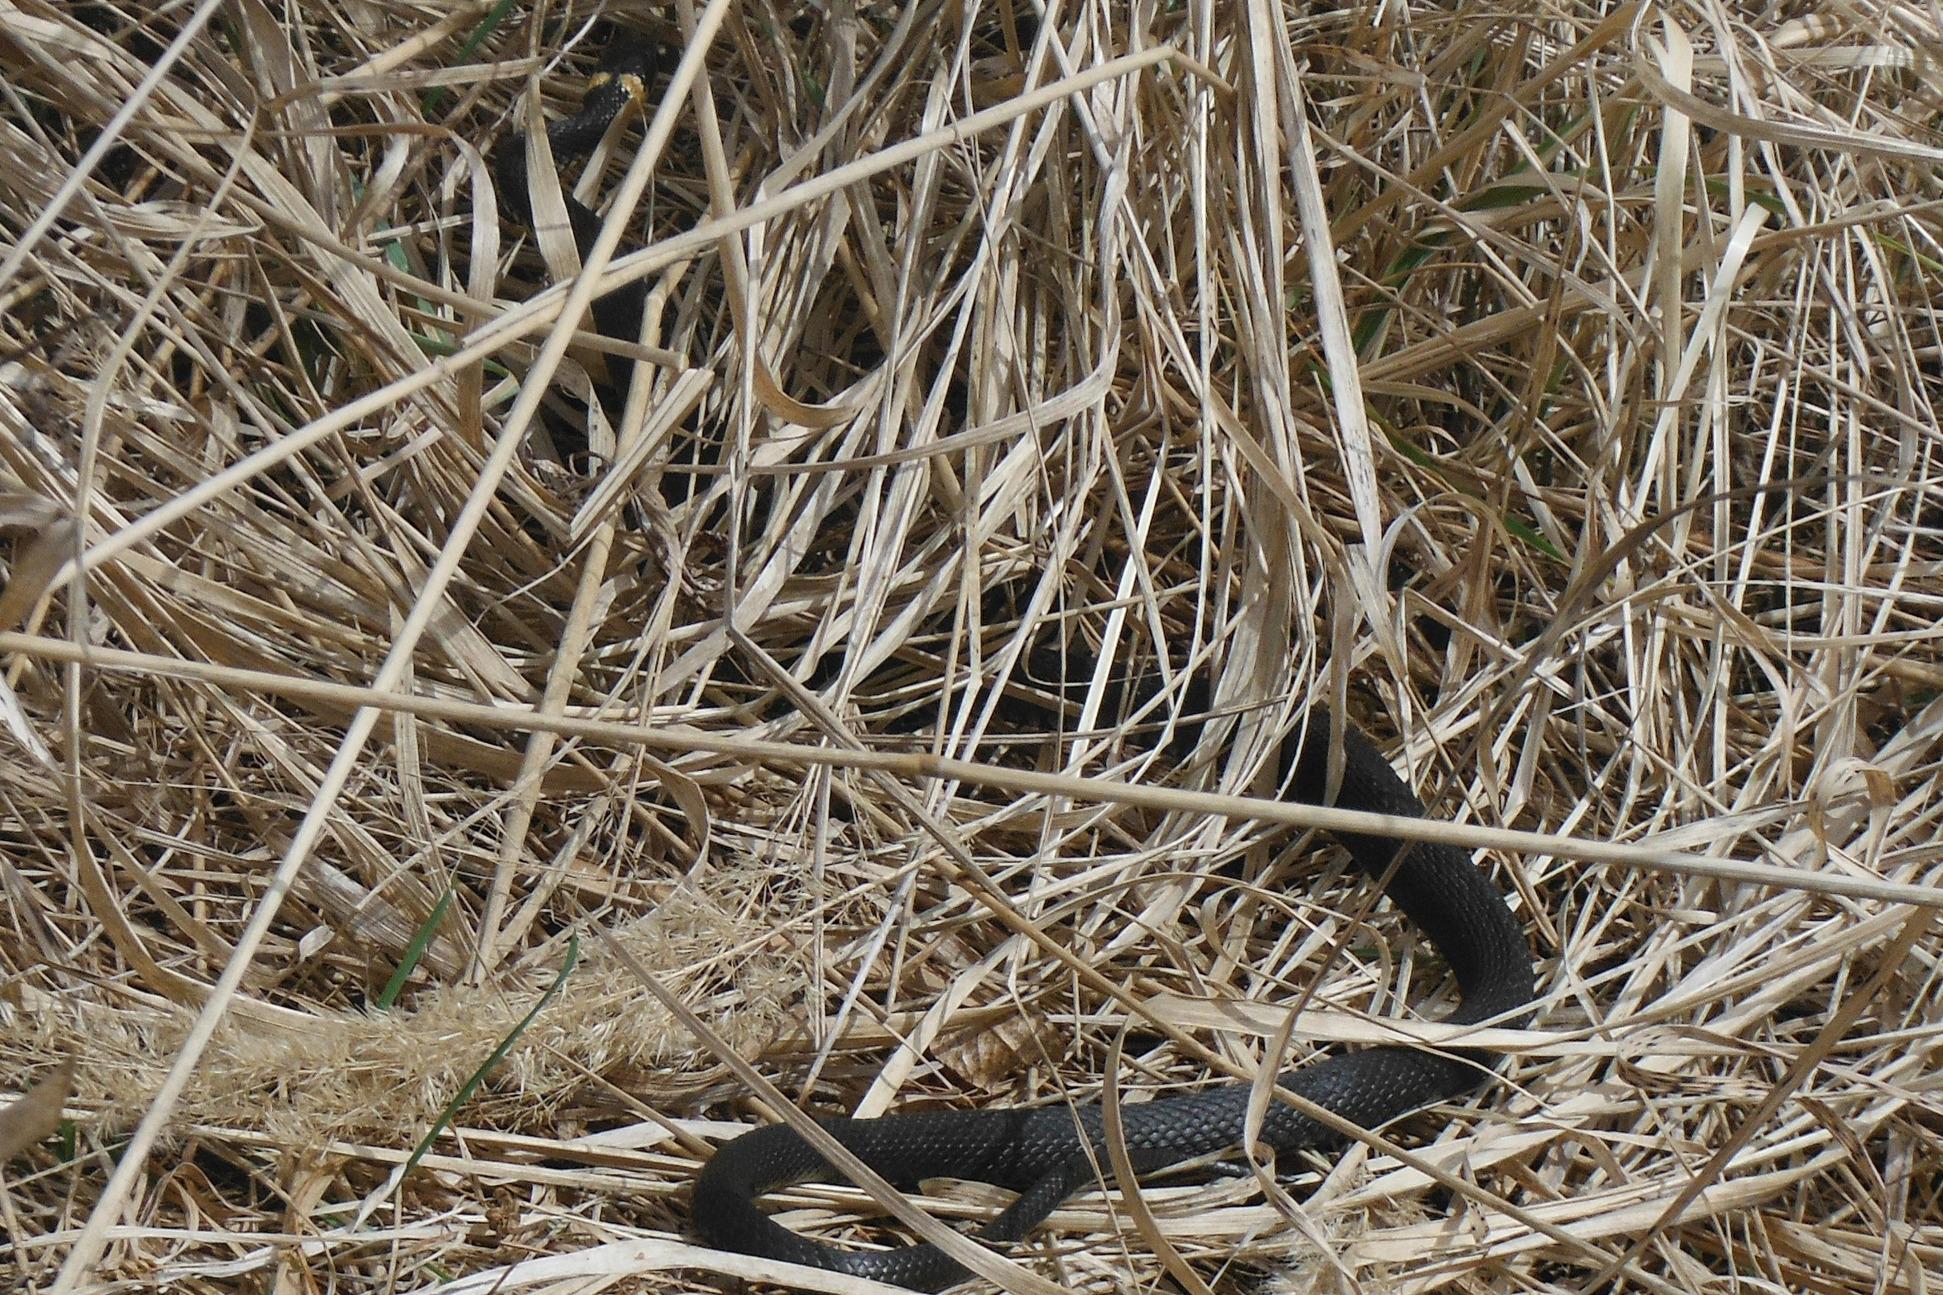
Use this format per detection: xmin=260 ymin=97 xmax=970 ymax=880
xmin=0 ymin=1059 xmax=74 ymax=1161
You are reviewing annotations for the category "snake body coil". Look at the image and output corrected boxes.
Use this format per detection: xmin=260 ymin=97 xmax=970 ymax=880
xmin=691 ymin=711 xmax=1535 ymax=1289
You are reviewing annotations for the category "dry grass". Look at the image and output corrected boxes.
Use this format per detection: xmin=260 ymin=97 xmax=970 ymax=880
xmin=2 ymin=0 xmax=1941 ymax=1292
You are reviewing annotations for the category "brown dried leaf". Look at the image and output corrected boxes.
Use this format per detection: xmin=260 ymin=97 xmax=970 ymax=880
xmin=0 ymin=1058 xmax=74 ymax=1161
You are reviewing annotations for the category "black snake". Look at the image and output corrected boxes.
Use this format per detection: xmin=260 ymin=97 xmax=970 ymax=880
xmin=494 ymin=37 xmax=1536 ymax=1292
xmin=688 ymin=712 xmax=1534 ymax=1288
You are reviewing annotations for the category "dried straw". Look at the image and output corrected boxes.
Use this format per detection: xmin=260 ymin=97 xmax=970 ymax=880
xmin=2 ymin=2 xmax=1940 ymax=1293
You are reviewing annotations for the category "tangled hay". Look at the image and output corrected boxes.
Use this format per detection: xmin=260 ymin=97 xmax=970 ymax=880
xmin=2 ymin=1 xmax=1940 ymax=1293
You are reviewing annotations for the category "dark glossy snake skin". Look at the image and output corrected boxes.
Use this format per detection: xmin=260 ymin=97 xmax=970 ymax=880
xmin=692 ymin=710 xmax=1535 ymax=1289
xmin=493 ymin=36 xmax=659 ymax=411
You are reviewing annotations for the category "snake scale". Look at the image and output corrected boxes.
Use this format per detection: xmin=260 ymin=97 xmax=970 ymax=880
xmin=688 ymin=712 xmax=1534 ymax=1288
